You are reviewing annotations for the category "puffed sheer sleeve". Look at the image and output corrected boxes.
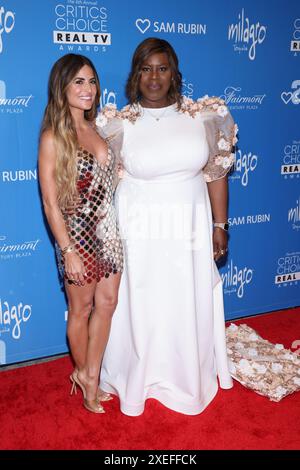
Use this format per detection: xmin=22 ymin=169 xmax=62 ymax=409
xmin=95 ymin=107 xmax=124 ymax=189
xmin=201 ymin=103 xmax=237 ymax=183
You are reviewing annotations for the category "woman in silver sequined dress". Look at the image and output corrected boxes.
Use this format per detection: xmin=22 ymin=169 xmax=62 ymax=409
xmin=38 ymin=54 xmax=123 ymax=414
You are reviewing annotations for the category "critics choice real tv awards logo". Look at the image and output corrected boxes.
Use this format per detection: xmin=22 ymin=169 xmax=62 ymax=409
xmin=281 ymin=140 xmax=300 ymax=178
xmin=135 ymin=18 xmax=206 ymax=36
xmin=291 ymin=18 xmax=300 ymax=55
xmin=182 ymin=78 xmax=194 ymax=99
xmin=275 ymin=253 xmax=300 ymax=287
xmin=0 ymin=5 xmax=15 ymax=53
xmin=228 ymin=9 xmax=267 ymax=61
xmin=53 ymin=1 xmax=111 ymax=52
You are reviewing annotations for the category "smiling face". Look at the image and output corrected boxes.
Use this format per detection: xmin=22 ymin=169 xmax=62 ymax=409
xmin=66 ymin=64 xmax=97 ymax=115
xmin=138 ymin=52 xmax=173 ymax=108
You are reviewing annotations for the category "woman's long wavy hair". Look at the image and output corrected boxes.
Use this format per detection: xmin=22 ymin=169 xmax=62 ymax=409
xmin=41 ymin=54 xmax=100 ymax=208
xmin=126 ymin=37 xmax=182 ymax=108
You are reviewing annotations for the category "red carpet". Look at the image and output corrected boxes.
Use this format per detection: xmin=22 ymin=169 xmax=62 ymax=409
xmin=0 ymin=307 xmax=299 ymax=450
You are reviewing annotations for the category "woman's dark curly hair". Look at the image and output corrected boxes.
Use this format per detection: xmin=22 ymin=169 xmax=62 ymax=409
xmin=126 ymin=37 xmax=182 ymax=108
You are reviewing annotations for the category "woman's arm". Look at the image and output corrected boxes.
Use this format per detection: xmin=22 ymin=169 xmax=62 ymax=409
xmin=39 ymin=130 xmax=71 ymax=249
xmin=207 ymin=176 xmax=228 ymax=262
xmin=38 ymin=131 xmax=86 ymax=284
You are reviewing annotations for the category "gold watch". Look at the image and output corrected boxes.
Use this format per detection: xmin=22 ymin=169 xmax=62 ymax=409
xmin=213 ymin=222 xmax=229 ymax=231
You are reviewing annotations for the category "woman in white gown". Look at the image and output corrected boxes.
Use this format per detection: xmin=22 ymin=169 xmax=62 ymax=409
xmin=97 ymin=38 xmax=238 ymax=416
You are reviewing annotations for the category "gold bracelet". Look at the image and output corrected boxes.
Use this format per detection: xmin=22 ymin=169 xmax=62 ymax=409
xmin=61 ymin=244 xmax=75 ymax=256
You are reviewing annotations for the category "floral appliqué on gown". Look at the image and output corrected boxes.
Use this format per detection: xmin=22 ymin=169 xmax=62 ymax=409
xmin=226 ymin=323 xmax=300 ymax=401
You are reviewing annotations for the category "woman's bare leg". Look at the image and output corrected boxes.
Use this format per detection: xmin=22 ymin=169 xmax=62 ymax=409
xmin=65 ymin=280 xmax=96 ymax=370
xmin=77 ymin=272 xmax=121 ymax=401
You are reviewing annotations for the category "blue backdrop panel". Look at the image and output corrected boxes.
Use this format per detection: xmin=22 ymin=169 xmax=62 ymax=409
xmin=0 ymin=0 xmax=299 ymax=364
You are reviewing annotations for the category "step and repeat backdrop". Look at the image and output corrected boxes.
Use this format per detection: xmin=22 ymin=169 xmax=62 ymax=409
xmin=0 ymin=0 xmax=299 ymax=364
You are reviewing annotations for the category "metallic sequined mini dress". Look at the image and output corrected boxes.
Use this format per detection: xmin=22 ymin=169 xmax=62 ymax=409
xmin=56 ymin=146 xmax=123 ymax=284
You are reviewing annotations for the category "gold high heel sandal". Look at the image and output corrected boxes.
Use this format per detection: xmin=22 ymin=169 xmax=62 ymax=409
xmin=70 ymin=374 xmax=105 ymax=414
xmin=72 ymin=368 xmax=112 ymax=403
xmin=97 ymin=388 xmax=113 ymax=402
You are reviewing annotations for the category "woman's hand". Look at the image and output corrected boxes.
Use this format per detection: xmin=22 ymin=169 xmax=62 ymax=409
xmin=64 ymin=251 xmax=87 ymax=286
xmin=213 ymin=227 xmax=228 ymax=261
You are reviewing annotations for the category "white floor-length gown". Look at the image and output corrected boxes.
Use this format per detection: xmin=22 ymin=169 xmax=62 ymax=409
xmin=98 ymin=97 xmax=237 ymax=416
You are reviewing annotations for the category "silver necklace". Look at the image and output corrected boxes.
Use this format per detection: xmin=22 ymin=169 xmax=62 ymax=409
xmin=143 ymin=106 xmax=168 ymax=121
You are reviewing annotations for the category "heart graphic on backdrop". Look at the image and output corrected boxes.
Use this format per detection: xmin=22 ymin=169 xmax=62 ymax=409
xmin=135 ymin=18 xmax=151 ymax=34
xmin=280 ymin=92 xmax=292 ymax=104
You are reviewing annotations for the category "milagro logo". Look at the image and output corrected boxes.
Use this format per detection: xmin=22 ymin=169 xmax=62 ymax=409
xmin=0 ymin=80 xmax=33 ymax=114
xmin=281 ymin=140 xmax=300 ymax=178
xmin=100 ymin=87 xmax=117 ymax=108
xmin=135 ymin=18 xmax=206 ymax=36
xmin=228 ymin=8 xmax=267 ymax=61
xmin=0 ymin=298 xmax=32 ymax=340
xmin=221 ymin=259 xmax=254 ymax=298
xmin=275 ymin=252 xmax=300 ymax=286
xmin=229 ymin=147 xmax=259 ymax=187
xmin=290 ymin=18 xmax=300 ymax=54
xmin=288 ymin=197 xmax=300 ymax=231
xmin=281 ymin=80 xmax=300 ymax=105
xmin=0 ymin=235 xmax=40 ymax=261
xmin=0 ymin=339 xmax=5 ymax=364
xmin=0 ymin=5 xmax=15 ymax=53
xmin=53 ymin=1 xmax=111 ymax=52
xmin=219 ymin=86 xmax=266 ymax=111
xmin=228 ymin=213 xmax=271 ymax=227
